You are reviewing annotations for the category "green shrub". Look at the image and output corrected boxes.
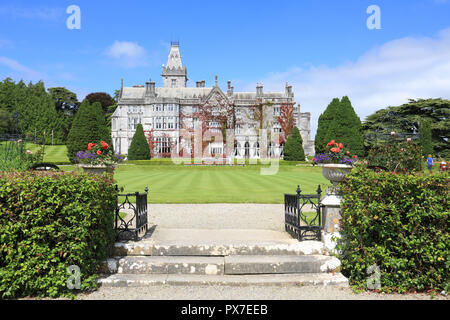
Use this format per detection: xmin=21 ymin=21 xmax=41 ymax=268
xmin=338 ymin=167 xmax=449 ymax=293
xmin=367 ymin=135 xmax=423 ymax=173
xmin=419 ymin=119 xmax=433 ymax=157
xmin=283 ymin=126 xmax=305 ymax=161
xmin=66 ymin=101 xmax=112 ymax=163
xmin=0 ymin=141 xmax=44 ymax=171
xmin=127 ymin=124 xmax=150 ymax=160
xmin=315 ymin=96 xmax=365 ymax=156
xmin=0 ymin=171 xmax=117 ymax=299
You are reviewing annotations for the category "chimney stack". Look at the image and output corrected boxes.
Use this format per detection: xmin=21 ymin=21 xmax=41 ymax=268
xmin=256 ymin=83 xmax=263 ymax=97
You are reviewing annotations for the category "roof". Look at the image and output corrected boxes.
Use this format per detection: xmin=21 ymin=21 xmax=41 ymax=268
xmin=120 ymin=87 xmax=290 ymax=101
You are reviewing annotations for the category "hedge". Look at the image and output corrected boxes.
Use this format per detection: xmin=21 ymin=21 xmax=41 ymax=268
xmin=0 ymin=171 xmax=117 ymax=299
xmin=338 ymin=167 xmax=449 ymax=293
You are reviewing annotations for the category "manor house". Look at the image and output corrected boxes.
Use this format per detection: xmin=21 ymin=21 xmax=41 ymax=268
xmin=111 ymin=42 xmax=315 ymax=158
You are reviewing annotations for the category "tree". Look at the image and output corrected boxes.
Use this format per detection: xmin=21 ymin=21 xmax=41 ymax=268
xmin=283 ymin=126 xmax=305 ymax=161
xmin=48 ymin=87 xmax=80 ymax=142
xmin=419 ymin=119 xmax=433 ymax=156
xmin=66 ymin=101 xmax=112 ymax=162
xmin=0 ymin=108 xmax=12 ymax=134
xmin=315 ymin=98 xmax=340 ymax=154
xmin=0 ymin=79 xmax=66 ymax=143
xmin=363 ymin=98 xmax=449 ymax=158
xmin=48 ymin=87 xmax=79 ymax=114
xmin=315 ymin=96 xmax=364 ymax=156
xmin=84 ymin=92 xmax=115 ymax=114
xmin=128 ymin=124 xmax=150 ymax=160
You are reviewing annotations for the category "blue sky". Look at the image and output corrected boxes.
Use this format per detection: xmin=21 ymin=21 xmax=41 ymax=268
xmin=1 ymin=0 xmax=450 ymax=136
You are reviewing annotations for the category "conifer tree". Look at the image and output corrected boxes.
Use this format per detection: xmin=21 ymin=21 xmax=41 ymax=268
xmin=283 ymin=126 xmax=305 ymax=161
xmin=127 ymin=124 xmax=150 ymax=160
xmin=419 ymin=119 xmax=433 ymax=156
xmin=66 ymin=101 xmax=112 ymax=162
xmin=315 ymin=96 xmax=365 ymax=156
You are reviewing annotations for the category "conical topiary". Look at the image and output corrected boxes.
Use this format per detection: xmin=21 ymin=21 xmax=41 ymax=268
xmin=283 ymin=126 xmax=305 ymax=161
xmin=127 ymin=124 xmax=150 ymax=160
xmin=66 ymin=101 xmax=112 ymax=162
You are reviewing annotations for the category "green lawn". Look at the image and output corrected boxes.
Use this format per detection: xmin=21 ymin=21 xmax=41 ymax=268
xmin=25 ymin=143 xmax=69 ymax=163
xmin=113 ymin=164 xmax=329 ymax=204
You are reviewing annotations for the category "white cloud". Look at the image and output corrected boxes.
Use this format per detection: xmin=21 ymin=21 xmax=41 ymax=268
xmin=0 ymin=5 xmax=61 ymax=21
xmin=105 ymin=41 xmax=148 ymax=68
xmin=251 ymin=28 xmax=450 ymax=139
xmin=0 ymin=56 xmax=44 ymax=81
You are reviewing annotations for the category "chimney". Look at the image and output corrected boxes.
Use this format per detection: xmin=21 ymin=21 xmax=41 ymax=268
xmin=256 ymin=83 xmax=263 ymax=97
xmin=227 ymin=81 xmax=234 ymax=96
xmin=145 ymin=81 xmax=150 ymax=93
xmin=120 ymin=78 xmax=124 ymax=99
xmin=196 ymin=81 xmax=201 ymax=88
xmin=149 ymin=80 xmax=156 ymax=96
xmin=285 ymin=83 xmax=293 ymax=97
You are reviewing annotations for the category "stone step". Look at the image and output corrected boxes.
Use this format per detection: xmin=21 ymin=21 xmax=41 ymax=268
xmin=112 ymin=228 xmax=326 ymax=257
xmin=224 ymin=255 xmax=340 ymax=275
xmin=98 ymin=273 xmax=349 ymax=287
xmin=103 ymin=255 xmax=340 ymax=275
xmin=114 ymin=241 xmax=326 ymax=257
xmin=110 ymin=256 xmax=225 ymax=275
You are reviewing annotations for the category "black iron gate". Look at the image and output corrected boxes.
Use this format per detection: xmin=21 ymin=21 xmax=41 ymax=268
xmin=284 ymin=185 xmax=322 ymax=241
xmin=115 ymin=186 xmax=149 ymax=241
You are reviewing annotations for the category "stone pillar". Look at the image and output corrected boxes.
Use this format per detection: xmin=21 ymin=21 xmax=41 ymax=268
xmin=321 ymin=193 xmax=342 ymax=253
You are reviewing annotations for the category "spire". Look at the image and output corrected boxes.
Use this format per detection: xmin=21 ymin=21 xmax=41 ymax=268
xmin=162 ymin=42 xmax=187 ymax=88
xmin=166 ymin=42 xmax=183 ymax=69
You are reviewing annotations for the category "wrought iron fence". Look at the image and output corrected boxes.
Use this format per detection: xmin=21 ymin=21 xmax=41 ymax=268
xmin=115 ymin=186 xmax=149 ymax=241
xmin=284 ymin=185 xmax=322 ymax=241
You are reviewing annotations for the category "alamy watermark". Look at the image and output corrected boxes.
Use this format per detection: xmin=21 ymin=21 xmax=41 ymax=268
xmin=366 ymin=264 xmax=381 ymax=290
xmin=67 ymin=265 xmax=81 ymax=290
xmin=367 ymin=5 xmax=381 ymax=30
xmin=169 ymin=126 xmax=281 ymax=175
xmin=66 ymin=5 xmax=81 ymax=30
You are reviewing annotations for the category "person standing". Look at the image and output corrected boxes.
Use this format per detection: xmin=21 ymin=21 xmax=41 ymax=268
xmin=427 ymin=154 xmax=433 ymax=174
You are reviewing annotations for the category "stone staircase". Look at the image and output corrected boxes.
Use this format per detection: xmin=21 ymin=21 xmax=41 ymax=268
xmin=98 ymin=228 xmax=348 ymax=287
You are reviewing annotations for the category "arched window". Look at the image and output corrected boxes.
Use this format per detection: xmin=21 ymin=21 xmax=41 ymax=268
xmin=234 ymin=141 xmax=240 ymax=157
xmin=268 ymin=142 xmax=274 ymax=157
xmin=254 ymin=142 xmax=260 ymax=157
xmin=244 ymin=141 xmax=250 ymax=158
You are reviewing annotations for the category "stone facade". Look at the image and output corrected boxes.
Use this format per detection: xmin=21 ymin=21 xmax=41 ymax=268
xmin=111 ymin=43 xmax=315 ymax=158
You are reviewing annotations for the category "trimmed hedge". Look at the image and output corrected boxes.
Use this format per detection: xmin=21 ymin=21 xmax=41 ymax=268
xmin=338 ymin=167 xmax=449 ymax=293
xmin=0 ymin=171 xmax=117 ymax=299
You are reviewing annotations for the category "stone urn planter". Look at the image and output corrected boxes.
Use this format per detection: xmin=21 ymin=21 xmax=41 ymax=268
xmin=76 ymin=164 xmax=117 ymax=175
xmin=321 ymin=163 xmax=353 ymax=195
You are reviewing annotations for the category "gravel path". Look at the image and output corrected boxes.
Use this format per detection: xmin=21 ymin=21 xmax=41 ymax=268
xmin=78 ymin=285 xmax=447 ymax=300
xmin=147 ymin=204 xmax=287 ymax=231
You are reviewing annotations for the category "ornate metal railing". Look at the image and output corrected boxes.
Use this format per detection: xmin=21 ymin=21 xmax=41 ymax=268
xmin=284 ymin=185 xmax=323 ymax=241
xmin=115 ymin=186 xmax=149 ymax=241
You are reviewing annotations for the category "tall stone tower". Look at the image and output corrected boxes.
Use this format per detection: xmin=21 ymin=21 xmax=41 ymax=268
xmin=161 ymin=41 xmax=188 ymax=88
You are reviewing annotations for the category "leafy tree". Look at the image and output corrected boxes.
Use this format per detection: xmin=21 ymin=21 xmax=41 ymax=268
xmin=419 ymin=119 xmax=433 ymax=156
xmin=283 ymin=126 xmax=305 ymax=161
xmin=127 ymin=124 xmax=150 ymax=160
xmin=66 ymin=101 xmax=112 ymax=162
xmin=48 ymin=87 xmax=80 ymax=143
xmin=363 ymin=99 xmax=449 ymax=158
xmin=315 ymin=97 xmax=364 ymax=156
xmin=277 ymin=103 xmax=295 ymax=144
xmin=84 ymin=92 xmax=115 ymax=114
xmin=0 ymin=79 xmax=66 ymax=143
xmin=0 ymin=108 xmax=12 ymax=134
xmin=48 ymin=87 xmax=79 ymax=114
